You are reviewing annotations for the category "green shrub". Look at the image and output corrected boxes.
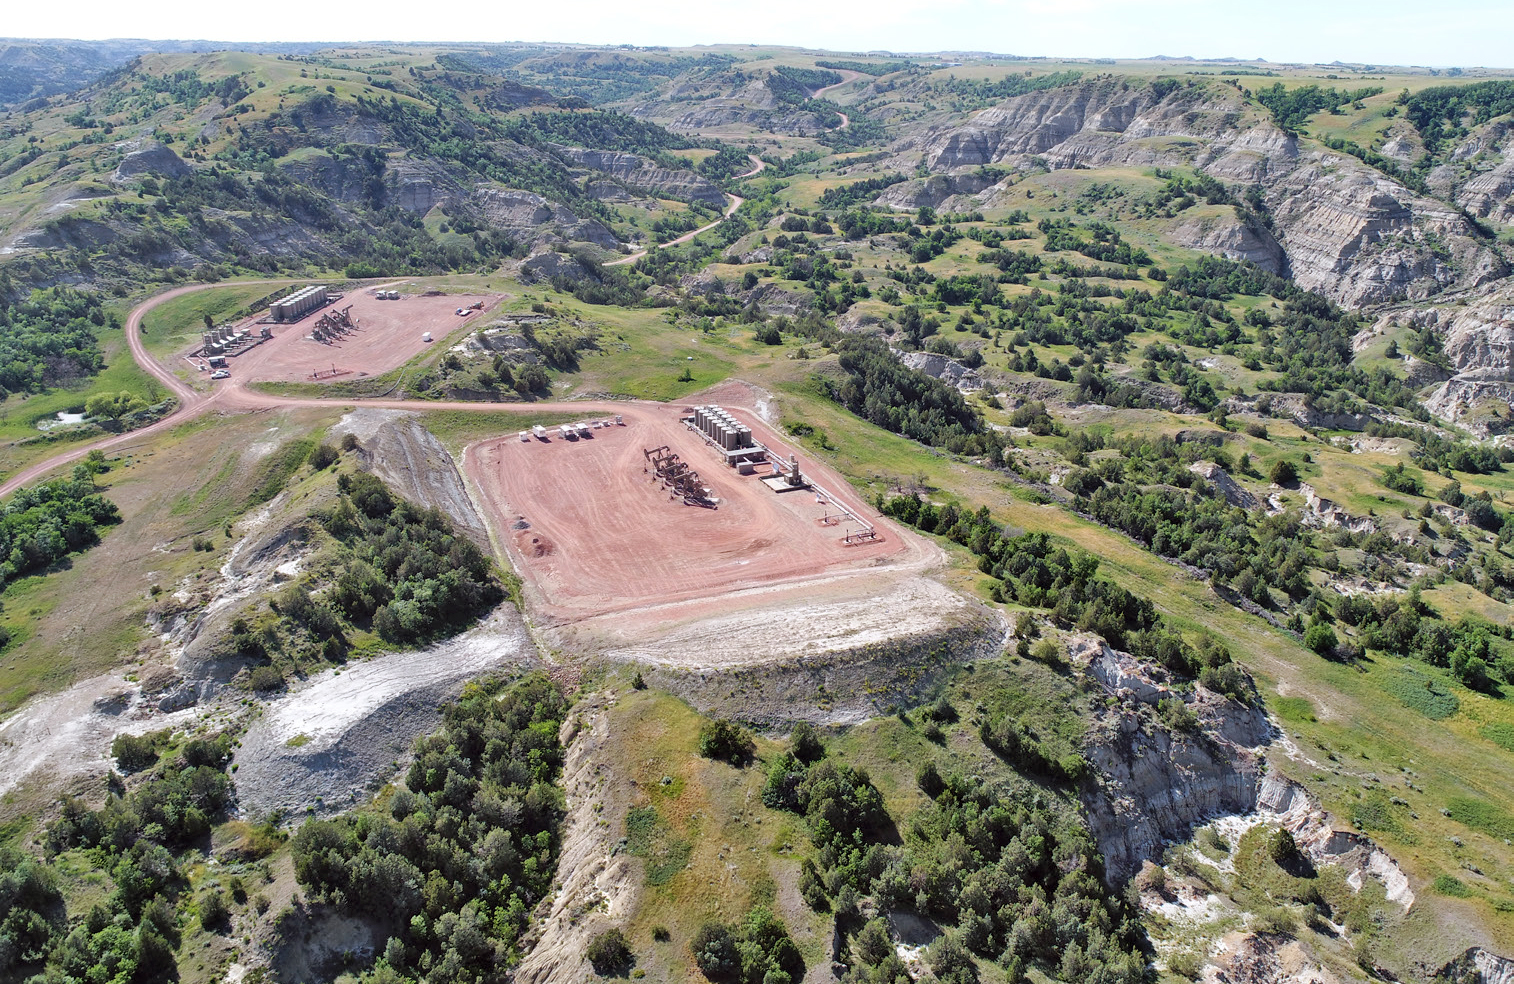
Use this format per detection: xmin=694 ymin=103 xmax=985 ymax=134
xmin=1303 ymin=621 xmax=1338 ymax=656
xmin=1481 ymin=722 xmax=1514 ymax=753
xmin=1158 ymin=697 xmax=1199 ymax=732
xmin=246 ymin=666 xmax=285 ymax=693
xmin=789 ymin=721 xmax=824 ymax=763
xmin=198 ymin=891 xmax=229 ymax=931
xmin=692 ymin=922 xmax=738 ymax=979
xmin=697 ymin=718 xmax=754 ymax=765
xmin=307 ymin=443 xmax=339 ymax=470
xmin=1269 ymin=459 xmax=1298 ymax=486
xmin=110 ymin=731 xmax=165 ymax=773
xmin=586 ymin=928 xmax=633 ymax=975
xmin=1383 ymin=669 xmax=1459 ymax=720
xmin=1433 ymin=874 xmax=1471 ymax=897
xmin=1446 ymin=797 xmax=1514 ymax=841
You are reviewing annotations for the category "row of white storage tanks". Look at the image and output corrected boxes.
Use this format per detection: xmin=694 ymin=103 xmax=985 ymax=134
xmin=692 ymin=405 xmax=753 ymax=451
xmin=519 ymin=417 xmax=623 ymax=441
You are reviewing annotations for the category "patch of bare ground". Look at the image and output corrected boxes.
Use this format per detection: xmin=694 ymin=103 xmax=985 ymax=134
xmin=330 ymin=408 xmax=491 ymax=549
xmin=516 ymin=693 xmax=637 ymax=984
xmin=465 ymin=400 xmax=923 ymax=622
xmin=233 ymin=603 xmax=540 ymax=821
xmin=0 ymin=668 xmax=211 ymax=805
xmin=641 ymin=607 xmax=1005 ymax=728
xmin=207 ymin=291 xmax=503 ymax=386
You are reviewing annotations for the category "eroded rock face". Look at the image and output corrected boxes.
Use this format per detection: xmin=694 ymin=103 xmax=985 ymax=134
xmin=902 ymin=79 xmax=1505 ymax=306
xmin=1189 ymin=461 xmax=1259 ymax=510
xmin=1204 ymin=931 xmax=1342 ymax=984
xmin=475 ymin=188 xmax=617 ymax=248
xmin=1298 ymin=483 xmax=1377 ymax=534
xmin=1369 ymin=282 xmax=1514 ymax=433
xmin=1435 ymin=947 xmax=1514 ymax=984
xmin=557 ymin=148 xmax=727 ymax=208
xmin=898 ymin=350 xmax=982 ymax=391
xmin=1256 ymin=777 xmax=1414 ymax=910
xmin=1072 ymin=637 xmax=1272 ymax=884
xmin=875 ymin=172 xmax=997 ymax=212
xmin=111 ymin=140 xmax=191 ymax=182
xmin=517 ymin=248 xmax=601 ymax=285
xmin=1169 ymin=210 xmax=1287 ymax=273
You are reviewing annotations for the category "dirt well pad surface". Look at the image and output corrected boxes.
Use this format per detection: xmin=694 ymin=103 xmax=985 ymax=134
xmin=208 ymin=290 xmax=503 ymax=384
xmin=466 ymin=401 xmax=928 ymax=627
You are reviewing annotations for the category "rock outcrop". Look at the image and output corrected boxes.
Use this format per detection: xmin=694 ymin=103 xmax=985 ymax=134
xmin=556 ymin=148 xmax=726 ymax=207
xmin=901 ymin=78 xmax=1505 ymax=306
xmin=1435 ymin=947 xmax=1514 ymax=984
xmin=1369 ymin=281 xmax=1514 ymax=434
xmin=517 ymin=248 xmax=602 ymax=285
xmin=1073 ymin=637 xmax=1273 ymax=884
xmin=1189 ymin=461 xmax=1259 ymax=510
xmin=1169 ymin=208 xmax=1287 ymax=273
xmin=874 ymin=172 xmax=997 ymax=212
xmin=1255 ymin=777 xmax=1414 ymax=909
xmin=110 ymin=139 xmax=191 ymax=182
xmin=475 ymin=188 xmax=617 ymax=248
xmin=1298 ymin=483 xmax=1377 ymax=533
xmin=899 ymin=350 xmax=982 ymax=391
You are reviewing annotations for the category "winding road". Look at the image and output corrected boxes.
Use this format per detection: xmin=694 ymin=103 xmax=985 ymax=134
xmin=1 ymin=248 xmax=736 ymax=497
xmin=6 ymin=73 xmax=855 ymax=494
xmin=605 ymin=155 xmax=766 ymax=267
xmin=812 ymin=70 xmax=860 ymax=132
xmin=0 ymin=153 xmax=791 ymax=497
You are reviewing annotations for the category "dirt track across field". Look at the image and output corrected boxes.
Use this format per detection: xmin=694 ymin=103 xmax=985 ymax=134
xmin=464 ymin=396 xmax=918 ymax=626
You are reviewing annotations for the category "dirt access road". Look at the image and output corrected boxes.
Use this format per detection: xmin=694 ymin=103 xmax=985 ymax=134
xmin=813 ymin=69 xmax=861 ymax=130
xmin=605 ymin=155 xmax=765 ymax=267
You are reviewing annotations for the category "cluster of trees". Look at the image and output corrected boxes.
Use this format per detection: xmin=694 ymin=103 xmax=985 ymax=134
xmin=692 ymin=908 xmax=805 ymax=984
xmin=767 ymin=66 xmax=844 ymax=103
xmin=1063 ymin=432 xmax=1318 ymax=605
xmin=1404 ymin=81 xmax=1514 ymax=156
xmin=1331 ymin=591 xmax=1514 ymax=691
xmin=1038 ymin=219 xmax=1151 ymax=268
xmin=434 ymin=48 xmax=737 ymax=106
xmin=291 ymin=674 xmax=567 ymax=984
xmin=0 ymin=470 xmax=120 ymax=589
xmin=319 ymin=472 xmax=505 ymax=643
xmin=697 ymin=145 xmax=756 ymax=182
xmin=877 ymin=491 xmax=1250 ymax=700
xmin=126 ymin=165 xmax=520 ymax=283
xmin=932 ymin=70 xmax=1083 ymax=110
xmin=0 ymin=846 xmax=64 ymax=976
xmin=0 ymin=286 xmax=111 ymax=396
xmin=828 ymin=336 xmax=1006 ymax=459
xmin=889 ymin=769 xmax=1146 ymax=984
xmin=1254 ymin=82 xmax=1383 ymax=131
xmin=815 ymin=59 xmax=917 ymax=77
xmin=752 ymin=714 xmax=1149 ymax=984
xmin=1147 ymin=169 xmax=1236 ymax=210
xmin=27 ymin=733 xmax=238 ymax=982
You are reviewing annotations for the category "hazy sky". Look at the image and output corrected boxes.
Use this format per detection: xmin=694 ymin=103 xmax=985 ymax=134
xmin=8 ymin=0 xmax=1513 ymax=68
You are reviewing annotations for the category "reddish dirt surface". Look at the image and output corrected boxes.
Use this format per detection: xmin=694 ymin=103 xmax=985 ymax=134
xmin=466 ymin=399 xmax=912 ymax=623
xmin=203 ymin=289 xmax=503 ymax=384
